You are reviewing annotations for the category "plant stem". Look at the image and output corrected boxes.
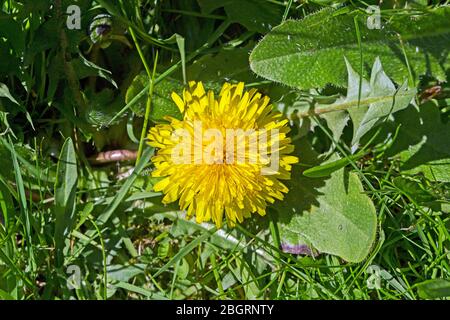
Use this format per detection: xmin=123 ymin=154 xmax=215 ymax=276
xmin=136 ymin=52 xmax=158 ymax=163
xmin=129 ymin=27 xmax=152 ymax=78
xmin=130 ymin=26 xmax=159 ymax=163
xmin=298 ymin=90 xmax=416 ymax=118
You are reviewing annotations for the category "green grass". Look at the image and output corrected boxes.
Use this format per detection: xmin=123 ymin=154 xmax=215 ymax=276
xmin=0 ymin=0 xmax=449 ymax=300
xmin=0 ymin=142 xmax=448 ymax=300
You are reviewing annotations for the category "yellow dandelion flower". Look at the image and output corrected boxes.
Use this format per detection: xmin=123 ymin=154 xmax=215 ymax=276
xmin=147 ymin=81 xmax=298 ymax=227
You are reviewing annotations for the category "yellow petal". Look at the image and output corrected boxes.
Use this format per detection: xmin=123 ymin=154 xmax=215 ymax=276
xmin=171 ymin=92 xmax=185 ymax=113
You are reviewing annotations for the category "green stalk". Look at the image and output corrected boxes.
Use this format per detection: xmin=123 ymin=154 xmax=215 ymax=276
xmin=129 ymin=27 xmax=152 ymax=78
xmin=128 ymin=27 xmax=159 ymax=163
xmin=139 ymin=52 xmax=158 ymax=164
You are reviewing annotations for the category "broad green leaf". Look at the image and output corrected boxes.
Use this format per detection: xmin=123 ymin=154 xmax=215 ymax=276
xmin=386 ymin=101 xmax=450 ymax=182
xmin=125 ymin=73 xmax=183 ymax=122
xmin=276 ymin=142 xmax=377 ymax=262
xmin=417 ymin=279 xmax=450 ymax=299
xmin=54 ymin=138 xmax=78 ymax=267
xmin=250 ymin=7 xmax=450 ymax=89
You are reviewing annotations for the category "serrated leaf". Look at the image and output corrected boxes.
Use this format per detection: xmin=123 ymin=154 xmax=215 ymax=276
xmin=351 ymin=59 xmax=415 ymax=146
xmin=284 ymin=58 xmax=416 ymax=150
xmin=314 ymin=58 xmax=416 ymax=148
xmin=276 ymin=142 xmax=377 ymax=262
xmin=250 ymin=7 xmax=450 ymax=89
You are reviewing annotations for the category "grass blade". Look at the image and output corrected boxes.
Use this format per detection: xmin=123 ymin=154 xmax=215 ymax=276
xmin=54 ymin=138 xmax=78 ymax=267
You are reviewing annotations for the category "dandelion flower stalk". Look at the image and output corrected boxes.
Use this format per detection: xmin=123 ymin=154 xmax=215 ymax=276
xmin=147 ymin=81 xmax=298 ymax=227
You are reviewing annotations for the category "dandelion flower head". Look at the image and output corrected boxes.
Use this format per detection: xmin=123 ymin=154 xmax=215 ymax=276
xmin=147 ymin=81 xmax=298 ymax=227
